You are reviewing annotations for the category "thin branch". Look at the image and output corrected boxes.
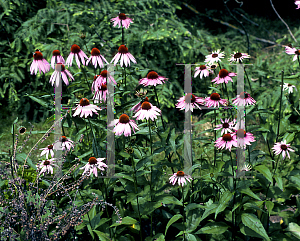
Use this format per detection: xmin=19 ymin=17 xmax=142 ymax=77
xmin=269 ymin=0 xmax=297 ymax=43
xmin=182 ymin=2 xmax=287 ymax=48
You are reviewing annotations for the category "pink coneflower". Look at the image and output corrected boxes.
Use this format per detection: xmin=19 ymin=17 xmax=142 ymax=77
xmin=205 ymin=93 xmax=227 ymax=108
xmin=232 ymin=92 xmax=256 ymax=106
xmin=111 ymin=45 xmax=136 ymax=67
xmin=214 ymin=118 xmax=236 ymax=135
xmin=108 ymin=114 xmax=139 ymax=137
xmin=72 ymin=98 xmax=101 ymax=118
xmin=66 ymin=44 xmax=88 ymax=68
xmin=80 ymin=157 xmax=108 ymax=177
xmin=36 ymin=159 xmax=58 ymax=176
xmin=30 ymin=49 xmax=51 ymax=75
xmin=215 ymin=133 xmax=237 ymax=152
xmin=169 ymin=171 xmax=192 ymax=187
xmin=86 ymin=48 xmax=108 ymax=69
xmin=175 ymin=93 xmax=205 ymax=112
xmin=132 ymin=97 xmax=161 ymax=121
xmin=49 ymin=63 xmax=74 ymax=87
xmin=295 ymin=1 xmax=300 ymax=9
xmin=139 ymin=71 xmax=168 ymax=87
xmin=95 ymin=70 xmax=117 ymax=86
xmin=212 ymin=69 xmax=237 ymax=85
xmin=233 ymin=129 xmax=256 ymax=149
xmin=205 ymin=49 xmax=225 ymax=65
xmin=53 ymin=136 xmax=74 ymax=151
xmin=39 ymin=144 xmax=55 ymax=159
xmin=194 ymin=65 xmax=210 ymax=79
xmin=281 ymin=83 xmax=297 ymax=94
xmin=111 ymin=13 xmax=133 ymax=29
xmin=228 ymin=51 xmax=250 ymax=63
xmin=285 ymin=45 xmax=300 ymax=61
xmin=92 ymin=75 xmax=100 ymax=93
xmin=92 ymin=82 xmax=107 ymax=104
xmin=272 ymin=140 xmax=295 ymax=160
xmin=51 ymin=50 xmax=65 ymax=69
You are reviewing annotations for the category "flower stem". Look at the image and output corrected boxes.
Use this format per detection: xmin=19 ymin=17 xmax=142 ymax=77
xmin=85 ymin=121 xmax=90 ymax=144
xmin=276 ymin=70 xmax=284 ymax=143
xmin=11 ymin=123 xmax=15 ymax=178
xmin=245 ymin=106 xmax=250 ymax=163
xmin=153 ymin=86 xmax=165 ymax=130
xmin=131 ymin=152 xmax=143 ymax=241
xmin=214 ymin=109 xmax=217 ymax=166
xmin=121 ymin=20 xmax=124 ymax=45
xmin=148 ymin=119 xmax=154 ymax=237
xmin=88 ymin=118 xmax=100 ymax=157
xmin=230 ymin=151 xmax=236 ymax=241
xmin=78 ymin=189 xmax=95 ymax=240
xmin=242 ymin=64 xmax=253 ymax=95
xmin=181 ymin=186 xmax=186 ymax=241
xmin=261 ymin=155 xmax=280 ymax=230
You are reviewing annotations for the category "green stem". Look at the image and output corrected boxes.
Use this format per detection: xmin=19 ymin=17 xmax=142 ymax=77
xmin=11 ymin=123 xmax=15 ymax=178
xmin=276 ymin=70 xmax=284 ymax=143
xmin=214 ymin=109 xmax=217 ymax=166
xmin=85 ymin=121 xmax=90 ymax=144
xmin=153 ymin=86 xmax=165 ymax=130
xmin=182 ymin=186 xmax=186 ymax=241
xmin=245 ymin=107 xmax=250 ymax=163
xmin=131 ymin=152 xmax=143 ymax=241
xmin=230 ymin=151 xmax=236 ymax=241
xmin=148 ymin=119 xmax=154 ymax=238
xmin=242 ymin=64 xmax=253 ymax=95
xmin=78 ymin=190 xmax=94 ymax=240
xmin=88 ymin=118 xmax=100 ymax=157
xmin=103 ymin=179 xmax=113 ymax=239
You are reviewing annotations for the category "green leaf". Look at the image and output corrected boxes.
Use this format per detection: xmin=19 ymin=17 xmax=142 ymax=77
xmin=286 ymin=222 xmax=300 ymax=239
xmin=121 ymin=216 xmax=138 ymax=225
xmin=282 ymin=132 xmax=295 ymax=144
xmin=169 ymin=128 xmax=177 ymax=153
xmin=240 ymin=188 xmax=261 ymax=200
xmin=274 ymin=175 xmax=283 ymax=190
xmin=156 ymin=194 xmax=183 ymax=206
xmin=200 ymin=204 xmax=218 ymax=222
xmin=195 ymin=222 xmax=229 ymax=234
xmin=87 ymin=224 xmax=95 ymax=240
xmin=26 ymin=94 xmax=48 ymax=108
xmin=241 ymin=213 xmax=270 ymax=241
xmin=215 ymin=190 xmax=234 ymax=219
xmin=93 ymin=230 xmax=111 ymax=241
xmin=165 ymin=214 xmax=183 ymax=236
xmin=15 ymin=153 xmax=36 ymax=170
xmin=265 ymin=201 xmax=274 ymax=215
xmin=254 ymin=164 xmax=273 ymax=184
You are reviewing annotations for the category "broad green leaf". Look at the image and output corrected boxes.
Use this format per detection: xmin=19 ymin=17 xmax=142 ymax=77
xmin=286 ymin=222 xmax=300 ymax=239
xmin=282 ymin=132 xmax=295 ymax=144
xmin=87 ymin=224 xmax=95 ymax=240
xmin=200 ymin=204 xmax=218 ymax=222
xmin=93 ymin=230 xmax=111 ymax=241
xmin=240 ymin=188 xmax=261 ymax=200
xmin=169 ymin=128 xmax=177 ymax=153
xmin=274 ymin=174 xmax=283 ymax=190
xmin=165 ymin=214 xmax=183 ymax=236
xmin=195 ymin=222 xmax=229 ymax=234
xmin=254 ymin=164 xmax=273 ymax=184
xmin=265 ymin=201 xmax=274 ymax=215
xmin=156 ymin=194 xmax=183 ymax=206
xmin=118 ymin=216 xmax=137 ymax=225
xmin=26 ymin=95 xmax=48 ymax=108
xmin=241 ymin=213 xmax=270 ymax=241
xmin=215 ymin=190 xmax=234 ymax=219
